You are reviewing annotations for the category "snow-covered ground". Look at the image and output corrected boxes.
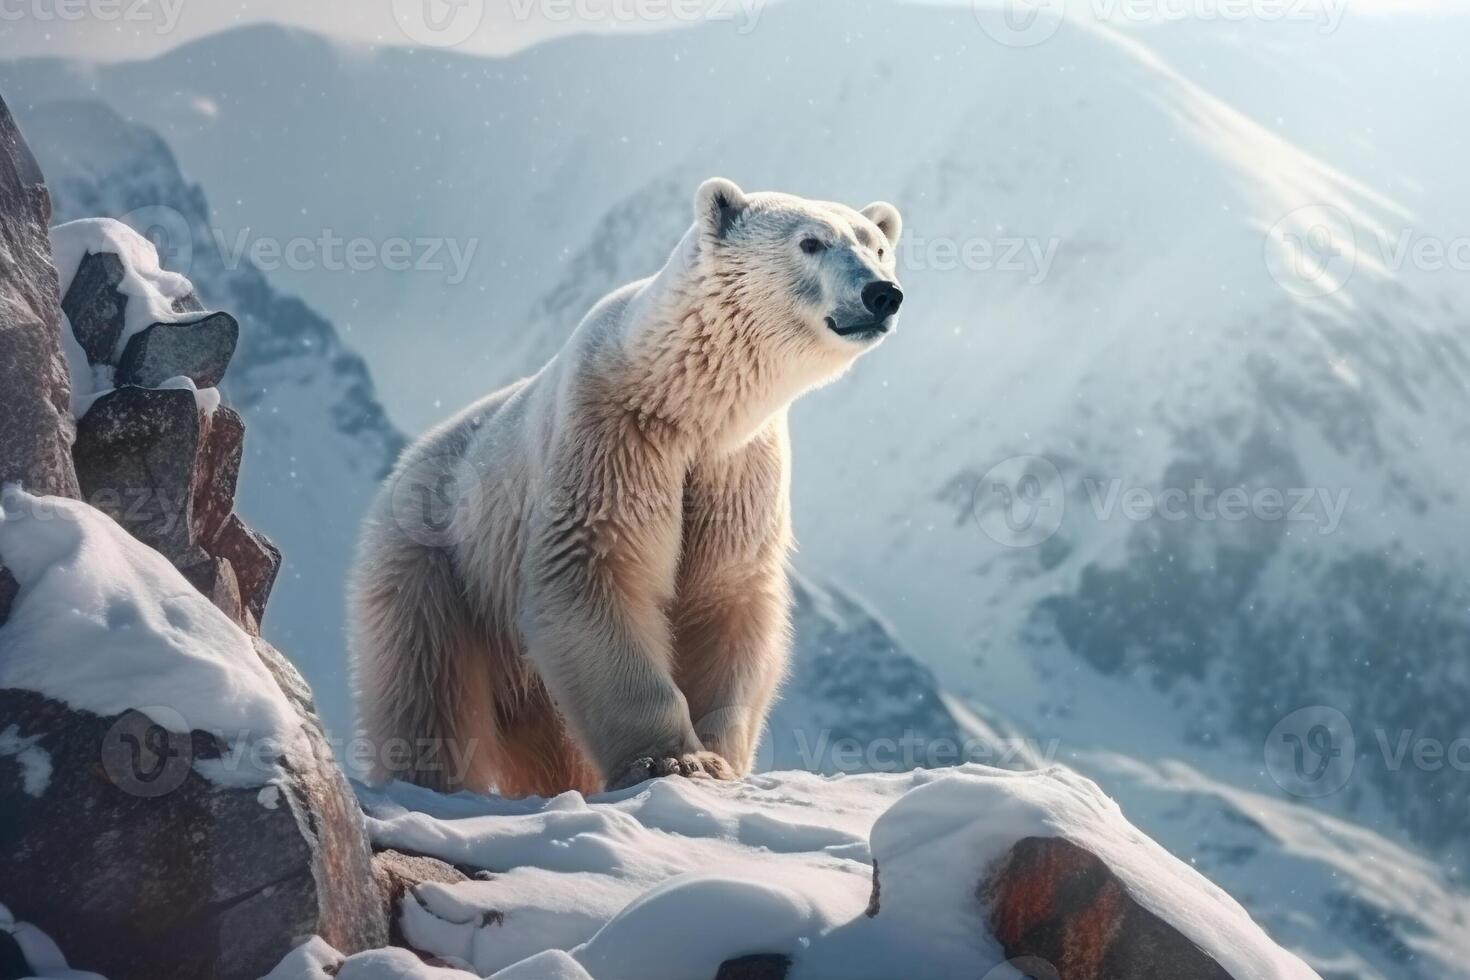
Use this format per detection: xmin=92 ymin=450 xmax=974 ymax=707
xmin=268 ymin=766 xmax=1316 ymax=980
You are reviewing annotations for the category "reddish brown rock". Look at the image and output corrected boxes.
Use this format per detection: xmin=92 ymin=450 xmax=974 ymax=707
xmin=211 ymin=513 xmax=281 ymax=626
xmin=982 ymin=836 xmax=1235 ymax=980
xmin=179 ymin=552 xmax=246 ymax=627
xmin=195 ymin=405 xmax=245 ymax=546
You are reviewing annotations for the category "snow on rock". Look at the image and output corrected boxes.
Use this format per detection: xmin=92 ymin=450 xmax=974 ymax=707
xmin=49 ymin=218 xmax=235 ymax=424
xmin=50 ymin=217 xmax=196 ymax=360
xmin=346 ymin=767 xmax=1317 ymax=979
xmin=0 ymin=485 xmax=298 ymax=749
xmin=264 ymin=937 xmax=480 ymax=980
xmin=868 ymin=769 xmax=1319 ymax=980
xmin=489 ymin=949 xmax=593 ymax=980
xmin=0 ymin=903 xmax=104 ymax=980
xmin=0 ymin=723 xmax=51 ymax=796
xmin=0 ymin=484 xmax=387 ymax=977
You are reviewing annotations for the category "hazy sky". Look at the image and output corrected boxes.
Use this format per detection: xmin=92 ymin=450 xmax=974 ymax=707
xmin=0 ymin=0 xmax=1461 ymax=63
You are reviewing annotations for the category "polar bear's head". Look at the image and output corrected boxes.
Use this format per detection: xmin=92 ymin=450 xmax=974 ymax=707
xmin=690 ymin=178 xmax=904 ymax=356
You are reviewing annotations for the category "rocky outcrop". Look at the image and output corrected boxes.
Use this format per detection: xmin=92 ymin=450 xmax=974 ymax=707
xmin=0 ymin=94 xmax=78 ymax=502
xmin=0 ymin=93 xmax=79 ymax=627
xmin=983 ymin=837 xmax=1235 ymax=979
xmin=0 ymin=93 xmax=386 ymax=977
xmin=57 ymin=239 xmax=273 ymax=632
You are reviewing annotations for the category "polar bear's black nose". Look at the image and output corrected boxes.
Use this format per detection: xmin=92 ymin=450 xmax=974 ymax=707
xmin=862 ymin=281 xmax=904 ymax=318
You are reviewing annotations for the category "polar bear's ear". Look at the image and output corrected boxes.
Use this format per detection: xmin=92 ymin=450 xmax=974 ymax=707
xmin=860 ymin=202 xmax=903 ymax=248
xmin=695 ymin=177 xmax=749 ymax=240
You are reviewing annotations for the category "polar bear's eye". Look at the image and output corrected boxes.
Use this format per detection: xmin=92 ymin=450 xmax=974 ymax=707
xmin=799 ymin=237 xmax=827 ymax=255
xmin=877 ymin=247 xmax=886 ymax=260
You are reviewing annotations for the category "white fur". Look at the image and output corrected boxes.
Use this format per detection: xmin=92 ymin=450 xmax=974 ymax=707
xmin=350 ymin=179 xmax=903 ymax=795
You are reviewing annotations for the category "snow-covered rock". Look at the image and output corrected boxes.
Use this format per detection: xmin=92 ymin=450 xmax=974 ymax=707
xmin=0 ymin=488 xmax=387 ymax=978
xmin=335 ymin=767 xmax=1317 ymax=979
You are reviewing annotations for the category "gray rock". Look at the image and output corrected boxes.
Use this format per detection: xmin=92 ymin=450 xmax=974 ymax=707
xmin=115 ymin=311 xmax=239 ymax=388
xmin=715 ymin=955 xmax=791 ymax=980
xmin=0 ymin=929 xmax=28 ymax=976
xmin=0 ymin=668 xmax=388 ymax=979
xmin=0 ymin=566 xmax=16 ymax=627
xmin=0 ymin=91 xmax=79 ymax=503
xmin=60 ymin=250 xmax=127 ymax=365
xmin=72 ymin=385 xmax=202 ymax=564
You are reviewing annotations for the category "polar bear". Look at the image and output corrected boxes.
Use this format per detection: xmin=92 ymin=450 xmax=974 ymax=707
xmin=350 ymin=178 xmax=903 ymax=796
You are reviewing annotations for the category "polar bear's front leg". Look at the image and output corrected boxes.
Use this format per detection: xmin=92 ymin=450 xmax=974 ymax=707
xmin=520 ymin=440 xmax=734 ymax=791
xmin=673 ymin=419 xmax=794 ymax=775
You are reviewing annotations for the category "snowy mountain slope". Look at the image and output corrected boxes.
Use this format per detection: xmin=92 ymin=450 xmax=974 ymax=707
xmin=15 ymin=99 xmax=404 ymax=741
xmin=1132 ymin=11 xmax=1470 ymax=282
xmin=5 ymin=0 xmax=1466 ymax=881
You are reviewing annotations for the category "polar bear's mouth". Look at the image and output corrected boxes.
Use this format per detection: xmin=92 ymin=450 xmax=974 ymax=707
xmin=825 ymin=315 xmax=893 ymax=340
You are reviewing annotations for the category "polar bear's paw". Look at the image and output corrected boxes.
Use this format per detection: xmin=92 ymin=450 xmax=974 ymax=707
xmin=606 ymin=750 xmax=737 ymax=791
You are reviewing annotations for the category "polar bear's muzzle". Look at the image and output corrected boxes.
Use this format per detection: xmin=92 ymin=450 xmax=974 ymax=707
xmin=826 ymin=279 xmax=903 ymax=340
